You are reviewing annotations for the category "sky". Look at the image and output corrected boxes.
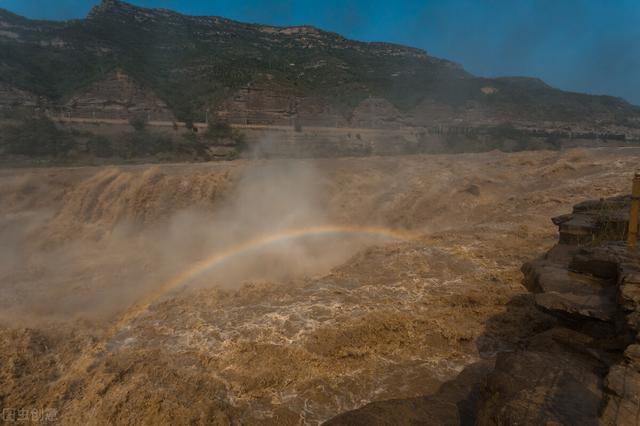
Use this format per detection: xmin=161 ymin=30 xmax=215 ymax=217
xmin=1 ymin=0 xmax=639 ymax=105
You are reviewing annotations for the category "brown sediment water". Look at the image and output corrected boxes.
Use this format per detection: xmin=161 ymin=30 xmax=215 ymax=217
xmin=0 ymin=148 xmax=638 ymax=424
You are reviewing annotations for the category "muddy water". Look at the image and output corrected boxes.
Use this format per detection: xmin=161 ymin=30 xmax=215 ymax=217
xmin=0 ymin=148 xmax=639 ymax=424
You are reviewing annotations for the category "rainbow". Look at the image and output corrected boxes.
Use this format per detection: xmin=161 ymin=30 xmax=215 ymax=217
xmin=115 ymin=225 xmax=416 ymax=328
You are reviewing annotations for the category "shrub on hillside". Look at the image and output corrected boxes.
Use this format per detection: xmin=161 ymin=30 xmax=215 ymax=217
xmin=129 ymin=114 xmax=148 ymax=132
xmin=87 ymin=135 xmax=114 ymax=157
xmin=3 ymin=117 xmax=75 ymax=157
xmin=204 ymin=119 xmax=233 ymax=141
xmin=179 ymin=131 xmax=207 ymax=157
xmin=109 ymin=131 xmax=174 ymax=158
xmin=202 ymin=119 xmax=248 ymax=154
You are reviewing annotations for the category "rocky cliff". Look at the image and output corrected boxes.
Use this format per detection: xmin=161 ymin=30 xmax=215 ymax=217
xmin=63 ymin=70 xmax=175 ymax=121
xmin=0 ymin=82 xmax=45 ymax=109
xmin=1 ymin=0 xmax=639 ymax=133
xmin=327 ymin=195 xmax=640 ymax=425
xmin=482 ymin=196 xmax=640 ymax=426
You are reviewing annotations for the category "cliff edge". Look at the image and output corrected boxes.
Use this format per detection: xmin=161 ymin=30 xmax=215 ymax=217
xmin=327 ymin=195 xmax=640 ymax=425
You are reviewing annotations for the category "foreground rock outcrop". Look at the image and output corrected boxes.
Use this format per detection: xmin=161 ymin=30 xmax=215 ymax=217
xmin=328 ymin=194 xmax=640 ymax=425
xmin=478 ymin=196 xmax=639 ymax=426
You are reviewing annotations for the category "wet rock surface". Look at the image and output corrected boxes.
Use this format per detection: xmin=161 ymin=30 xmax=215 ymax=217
xmin=329 ymin=194 xmax=640 ymax=425
xmin=479 ymin=196 xmax=640 ymax=426
xmin=325 ymin=360 xmax=493 ymax=426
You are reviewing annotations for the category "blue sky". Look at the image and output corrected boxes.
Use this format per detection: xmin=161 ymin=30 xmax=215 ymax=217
xmin=2 ymin=0 xmax=639 ymax=105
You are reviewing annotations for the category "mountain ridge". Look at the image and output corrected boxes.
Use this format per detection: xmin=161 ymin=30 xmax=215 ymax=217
xmin=0 ymin=0 xmax=638 ymax=129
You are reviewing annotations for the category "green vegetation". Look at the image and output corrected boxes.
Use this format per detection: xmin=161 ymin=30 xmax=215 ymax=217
xmin=0 ymin=1 xmax=637 ymax=165
xmin=204 ymin=120 xmax=233 ymax=140
xmin=1 ymin=117 xmax=75 ymax=157
xmin=129 ymin=114 xmax=148 ymax=132
xmin=1 ymin=1 xmax=636 ymax=125
xmin=86 ymin=135 xmax=113 ymax=157
xmin=203 ymin=119 xmax=246 ymax=149
xmin=408 ymin=124 xmax=564 ymax=155
xmin=110 ymin=131 xmax=173 ymax=158
xmin=0 ymin=115 xmax=247 ymax=163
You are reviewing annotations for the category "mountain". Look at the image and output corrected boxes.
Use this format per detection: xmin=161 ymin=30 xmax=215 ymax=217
xmin=1 ymin=0 xmax=639 ymax=130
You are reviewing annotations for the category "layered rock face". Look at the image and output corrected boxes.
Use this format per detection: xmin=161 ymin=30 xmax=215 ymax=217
xmin=2 ymin=0 xmax=640 ymax=134
xmin=63 ymin=70 xmax=175 ymax=121
xmin=215 ymin=87 xmax=348 ymax=127
xmin=215 ymin=89 xmax=408 ymax=129
xmin=349 ymin=98 xmax=406 ymax=129
xmin=0 ymin=82 xmax=45 ymax=109
xmin=476 ymin=195 xmax=640 ymax=426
